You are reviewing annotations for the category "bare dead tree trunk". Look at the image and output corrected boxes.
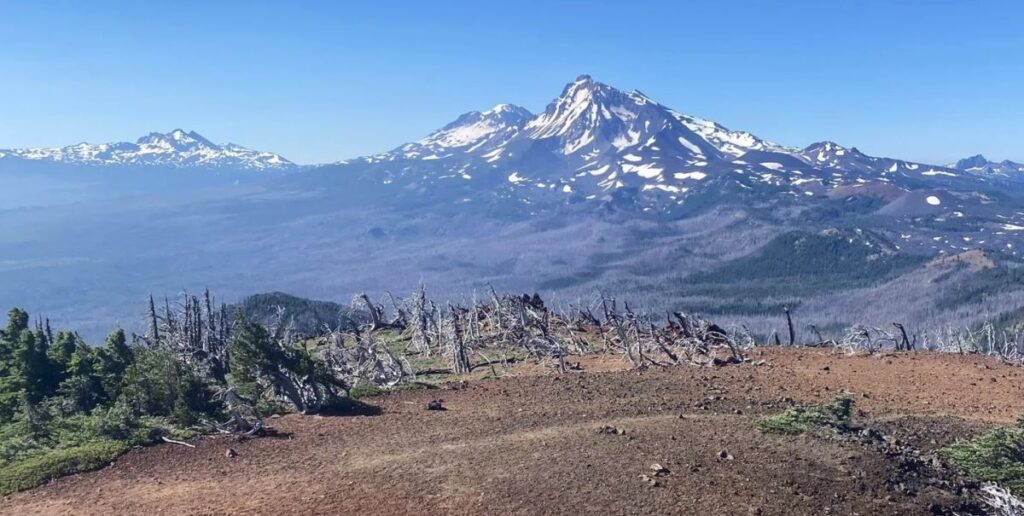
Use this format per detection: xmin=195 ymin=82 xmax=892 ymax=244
xmin=623 ymin=303 xmax=647 ymax=368
xmin=147 ymin=294 xmax=161 ymax=347
xmin=447 ymin=303 xmax=471 ymax=374
xmin=411 ymin=285 xmax=433 ymax=355
xmin=672 ymin=312 xmax=695 ymax=339
xmin=651 ymin=322 xmax=679 ymax=364
xmin=893 ymin=323 xmax=911 ymax=351
xmin=359 ymin=293 xmax=387 ymax=331
xmin=810 ymin=325 xmax=825 ymax=346
xmin=488 ymin=285 xmax=504 ymax=334
xmin=205 ymin=289 xmax=216 ymax=350
xmin=784 ymin=307 xmax=795 ymax=347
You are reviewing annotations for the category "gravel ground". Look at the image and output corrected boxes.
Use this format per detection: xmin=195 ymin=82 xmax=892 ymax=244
xmin=5 ymin=348 xmax=1023 ymax=515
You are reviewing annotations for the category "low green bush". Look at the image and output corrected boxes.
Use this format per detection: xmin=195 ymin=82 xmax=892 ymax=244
xmin=758 ymin=395 xmax=854 ymax=435
xmin=0 ymin=440 xmax=129 ymax=496
xmin=941 ymin=417 xmax=1024 ymax=496
xmin=349 ymin=383 xmax=385 ymax=400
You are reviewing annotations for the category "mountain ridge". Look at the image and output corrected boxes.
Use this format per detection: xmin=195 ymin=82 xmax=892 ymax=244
xmin=0 ymin=129 xmax=295 ymax=170
xmin=3 ymin=77 xmax=1022 ymax=200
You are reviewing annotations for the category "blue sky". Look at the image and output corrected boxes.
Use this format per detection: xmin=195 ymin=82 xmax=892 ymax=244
xmin=1 ymin=1 xmax=1021 ymax=165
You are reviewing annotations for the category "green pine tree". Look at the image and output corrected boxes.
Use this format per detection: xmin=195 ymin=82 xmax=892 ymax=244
xmin=47 ymin=331 xmax=82 ymax=381
xmin=96 ymin=329 xmax=134 ymax=403
xmin=227 ymin=315 xmax=274 ymax=402
xmin=0 ymin=308 xmax=32 ymax=420
xmin=57 ymin=345 xmax=102 ymax=413
xmin=16 ymin=330 xmax=48 ymax=407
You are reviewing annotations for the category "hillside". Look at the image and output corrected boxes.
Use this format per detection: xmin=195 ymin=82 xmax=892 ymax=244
xmin=233 ymin=292 xmax=365 ymax=334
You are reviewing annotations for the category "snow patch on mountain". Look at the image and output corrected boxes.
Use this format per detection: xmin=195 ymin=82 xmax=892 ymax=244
xmin=417 ymin=104 xmax=532 ymax=153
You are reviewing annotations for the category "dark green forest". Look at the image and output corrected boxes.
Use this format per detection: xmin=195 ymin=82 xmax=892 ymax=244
xmin=0 ymin=296 xmax=356 ymax=495
xmin=680 ymin=230 xmax=927 ymax=298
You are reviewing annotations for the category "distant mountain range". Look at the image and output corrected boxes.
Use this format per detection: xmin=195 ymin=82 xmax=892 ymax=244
xmin=0 ymin=76 xmax=1018 ymax=188
xmin=0 ymin=129 xmax=293 ymax=170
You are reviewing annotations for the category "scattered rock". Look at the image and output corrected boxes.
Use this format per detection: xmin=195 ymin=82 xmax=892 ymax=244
xmin=426 ymin=399 xmax=446 ymax=411
xmin=598 ymin=425 xmax=625 ymax=435
xmin=711 ymin=356 xmax=742 ymax=367
xmin=639 ymin=474 xmax=660 ymax=487
xmin=650 ymin=463 xmax=670 ymax=476
xmin=717 ymin=449 xmax=734 ymax=461
xmin=225 ymin=448 xmax=237 ymax=458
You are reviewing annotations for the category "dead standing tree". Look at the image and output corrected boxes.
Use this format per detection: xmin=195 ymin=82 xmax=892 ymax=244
xmin=591 ymin=296 xmax=747 ymax=368
xmin=410 ymin=284 xmax=435 ymax=355
xmin=320 ymin=327 xmax=408 ymax=391
xmin=784 ymin=306 xmax=796 ymax=347
xmin=143 ymin=290 xmax=232 ymax=384
xmin=357 ymin=293 xmax=407 ymax=332
xmin=445 ymin=303 xmax=472 ymax=374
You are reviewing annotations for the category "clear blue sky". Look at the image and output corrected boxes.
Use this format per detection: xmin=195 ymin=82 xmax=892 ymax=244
xmin=1 ymin=0 xmax=1021 ymax=165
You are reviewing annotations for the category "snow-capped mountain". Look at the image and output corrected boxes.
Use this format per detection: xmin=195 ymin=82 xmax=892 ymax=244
xmin=952 ymin=154 xmax=1024 ymax=177
xmin=3 ymin=76 xmax=1018 ymax=216
xmin=0 ymin=129 xmax=294 ymax=170
xmin=329 ymin=75 xmax=984 ymax=209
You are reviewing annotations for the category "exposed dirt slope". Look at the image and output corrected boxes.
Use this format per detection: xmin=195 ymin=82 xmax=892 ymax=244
xmin=5 ymin=348 xmax=1024 ymax=515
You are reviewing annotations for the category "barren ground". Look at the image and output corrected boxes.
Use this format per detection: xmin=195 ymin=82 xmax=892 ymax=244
xmin=5 ymin=348 xmax=1024 ymax=515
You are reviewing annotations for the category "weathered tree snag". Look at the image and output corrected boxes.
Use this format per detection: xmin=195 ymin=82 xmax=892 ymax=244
xmin=147 ymin=294 xmax=161 ymax=347
xmin=893 ymin=323 xmax=912 ymax=351
xmin=356 ymin=293 xmax=406 ymax=332
xmin=651 ymin=322 xmax=680 ymax=364
xmin=672 ymin=312 xmax=695 ymax=339
xmin=411 ymin=285 xmax=433 ymax=355
xmin=784 ymin=307 xmax=795 ymax=346
xmin=359 ymin=293 xmax=387 ymax=331
xmin=204 ymin=289 xmax=216 ymax=347
xmin=810 ymin=325 xmax=825 ymax=345
xmin=447 ymin=303 xmax=472 ymax=374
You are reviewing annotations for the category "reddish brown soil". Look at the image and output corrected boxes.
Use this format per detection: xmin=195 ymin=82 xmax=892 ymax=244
xmin=5 ymin=348 xmax=1024 ymax=515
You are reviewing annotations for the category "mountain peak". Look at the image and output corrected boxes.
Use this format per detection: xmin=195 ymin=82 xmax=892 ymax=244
xmin=951 ymin=154 xmax=1023 ymax=175
xmin=525 ymin=75 xmax=630 ymax=141
xmin=137 ymin=129 xmax=215 ymax=148
xmin=955 ymin=154 xmax=990 ymax=170
xmin=483 ymin=103 xmax=532 ymax=120
xmin=488 ymin=103 xmax=520 ymax=113
xmin=410 ymin=103 xmax=532 ymax=153
xmin=805 ymin=141 xmax=846 ymax=152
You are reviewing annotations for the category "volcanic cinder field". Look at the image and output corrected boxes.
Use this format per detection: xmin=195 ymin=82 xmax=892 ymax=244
xmin=5 ymin=348 xmax=1023 ymax=516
